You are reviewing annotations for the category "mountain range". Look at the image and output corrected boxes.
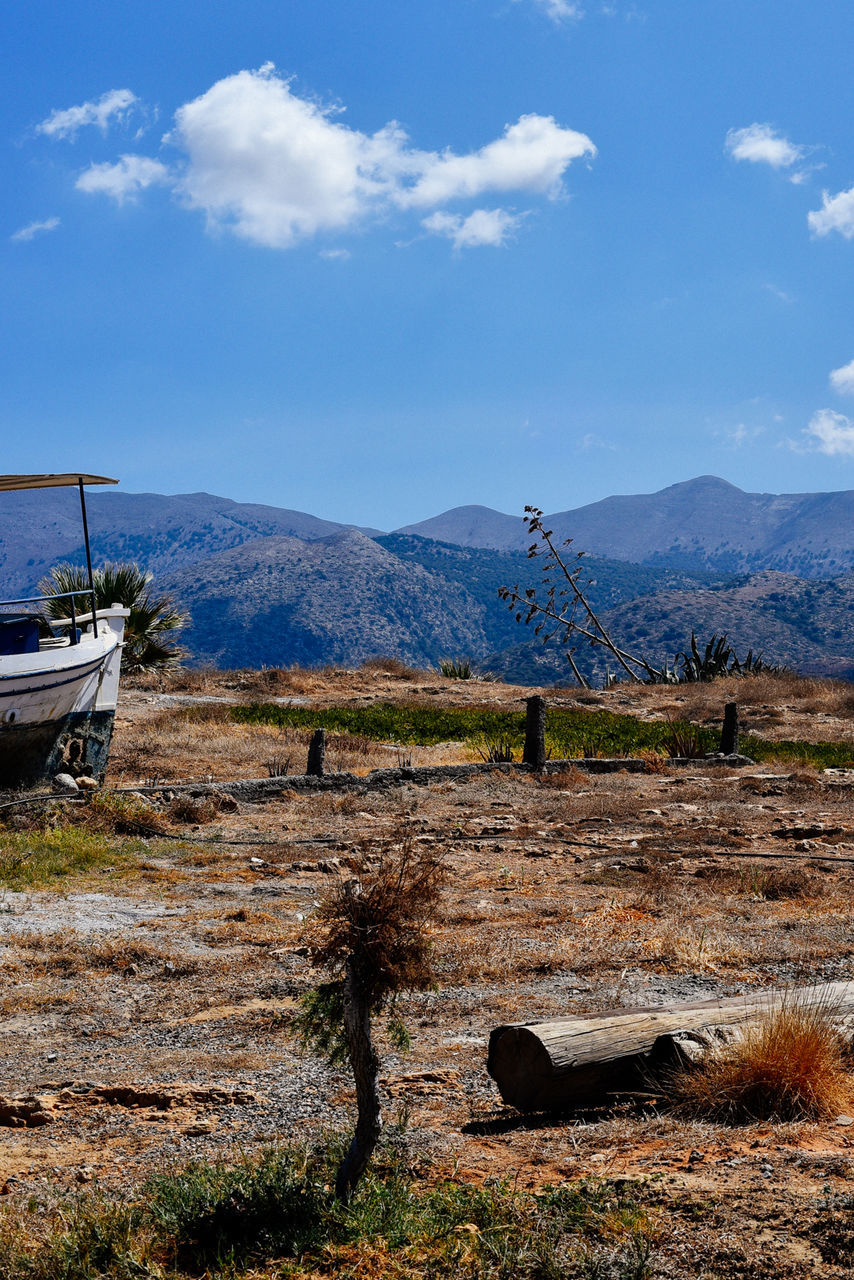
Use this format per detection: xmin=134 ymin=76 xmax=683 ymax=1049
xmin=1 ymin=475 xmax=853 ymax=682
xmin=399 ymin=476 xmax=854 ymax=579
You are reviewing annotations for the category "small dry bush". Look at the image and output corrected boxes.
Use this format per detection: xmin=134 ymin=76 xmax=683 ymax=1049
xmin=761 ymin=866 xmax=823 ymax=900
xmin=305 ymin=834 xmax=447 ymax=1006
xmin=167 ymin=794 xmax=218 ymax=825
xmin=76 ymin=792 xmax=167 ymax=836
xmin=537 ymin=766 xmax=589 ymax=790
xmin=783 ymin=769 xmax=823 ymax=794
xmin=638 ymin=748 xmax=669 ymax=774
xmin=360 ymin=655 xmax=422 ymax=679
xmin=672 ymin=997 xmax=852 ymax=1122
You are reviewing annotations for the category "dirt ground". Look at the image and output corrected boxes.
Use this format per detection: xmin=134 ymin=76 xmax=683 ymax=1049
xmin=2 ymin=666 xmax=854 ymax=1277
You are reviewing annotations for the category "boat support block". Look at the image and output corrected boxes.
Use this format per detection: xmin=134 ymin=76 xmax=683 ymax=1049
xmin=0 ymin=710 xmax=116 ymax=788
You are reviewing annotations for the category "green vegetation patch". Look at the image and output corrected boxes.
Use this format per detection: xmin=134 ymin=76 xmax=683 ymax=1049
xmin=232 ymin=700 xmax=854 ymax=769
xmin=0 ymin=1142 xmax=661 ymax=1279
xmin=0 ymin=825 xmax=149 ymax=891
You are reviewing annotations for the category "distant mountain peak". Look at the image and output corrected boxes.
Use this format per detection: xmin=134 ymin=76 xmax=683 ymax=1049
xmin=664 ymin=475 xmax=742 ymax=493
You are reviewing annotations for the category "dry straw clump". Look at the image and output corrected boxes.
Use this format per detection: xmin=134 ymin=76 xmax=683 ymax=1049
xmin=672 ymin=996 xmax=852 ymax=1123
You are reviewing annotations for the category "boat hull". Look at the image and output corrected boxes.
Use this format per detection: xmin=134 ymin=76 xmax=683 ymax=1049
xmin=0 ymin=611 xmax=127 ymax=787
xmin=0 ymin=709 xmax=117 ymax=787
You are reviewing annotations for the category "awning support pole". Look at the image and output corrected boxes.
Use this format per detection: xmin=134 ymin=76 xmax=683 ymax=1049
xmin=78 ymin=478 xmax=97 ymax=634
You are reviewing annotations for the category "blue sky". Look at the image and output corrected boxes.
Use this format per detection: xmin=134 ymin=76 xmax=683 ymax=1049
xmin=4 ymin=0 xmax=854 ymax=528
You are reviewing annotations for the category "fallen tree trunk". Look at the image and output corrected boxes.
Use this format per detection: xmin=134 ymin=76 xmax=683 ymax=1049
xmin=487 ymin=981 xmax=854 ymax=1112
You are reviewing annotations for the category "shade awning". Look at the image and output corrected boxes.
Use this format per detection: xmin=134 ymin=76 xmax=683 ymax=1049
xmin=0 ymin=474 xmax=118 ymax=492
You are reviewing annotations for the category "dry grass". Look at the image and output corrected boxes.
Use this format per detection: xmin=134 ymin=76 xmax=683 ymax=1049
xmin=577 ymin=671 xmax=854 ymax=746
xmin=360 ymin=655 xmax=423 ymax=679
xmin=672 ymin=996 xmax=853 ymax=1122
xmin=109 ymin=705 xmax=432 ymax=784
xmin=1 ymin=929 xmax=188 ymax=976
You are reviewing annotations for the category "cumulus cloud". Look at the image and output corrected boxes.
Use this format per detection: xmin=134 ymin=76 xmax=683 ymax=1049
xmin=400 ymin=114 xmax=594 ymax=209
xmin=422 ymin=208 xmax=521 ymax=249
xmin=37 ymin=89 xmax=138 ymax=140
xmin=164 ymin=66 xmax=594 ymax=248
xmin=725 ymin=123 xmax=805 ymax=170
xmin=800 ymin=409 xmax=854 ymax=457
xmin=830 ymin=359 xmax=854 ymax=395
xmin=10 ymin=216 xmax=60 ymax=242
xmin=70 ymin=66 xmax=595 ymax=250
xmin=75 ymin=154 xmax=171 ymax=203
xmin=808 ymin=187 xmax=854 ymax=238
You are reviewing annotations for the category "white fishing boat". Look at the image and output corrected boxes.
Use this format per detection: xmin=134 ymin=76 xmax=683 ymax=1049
xmin=0 ymin=474 xmax=129 ymax=788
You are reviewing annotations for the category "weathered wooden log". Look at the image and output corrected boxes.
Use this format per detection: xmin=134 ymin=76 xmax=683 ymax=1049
xmin=487 ymin=981 xmax=854 ymax=1112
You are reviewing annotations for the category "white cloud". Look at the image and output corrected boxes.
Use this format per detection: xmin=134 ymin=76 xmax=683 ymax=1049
xmin=724 ymin=423 xmax=764 ymax=449
xmin=578 ymin=432 xmax=616 ymax=451
xmin=808 ymin=186 xmax=854 ymax=238
xmin=422 ymin=208 xmax=521 ymax=249
xmin=400 ymin=114 xmax=594 ymax=209
xmin=70 ymin=66 xmax=595 ymax=250
xmin=830 ymin=359 xmax=854 ymax=395
xmin=169 ymin=67 xmax=393 ymax=246
xmin=10 ymin=216 xmax=60 ymax=242
xmin=75 ymin=154 xmax=171 ymax=203
xmin=37 ymin=89 xmax=138 ymax=140
xmin=725 ymin=123 xmax=805 ymax=170
xmin=163 ymin=66 xmax=594 ymax=248
xmin=801 ymin=409 xmax=854 ymax=457
xmin=319 ymin=248 xmax=351 ymax=260
xmin=526 ymin=0 xmax=583 ymax=23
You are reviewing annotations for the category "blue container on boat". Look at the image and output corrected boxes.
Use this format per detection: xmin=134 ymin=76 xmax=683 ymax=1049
xmin=0 ymin=615 xmax=40 ymax=656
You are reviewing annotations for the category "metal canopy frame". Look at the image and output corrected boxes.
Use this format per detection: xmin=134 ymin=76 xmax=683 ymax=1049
xmin=0 ymin=474 xmax=119 ymax=644
xmin=0 ymin=474 xmax=118 ymax=492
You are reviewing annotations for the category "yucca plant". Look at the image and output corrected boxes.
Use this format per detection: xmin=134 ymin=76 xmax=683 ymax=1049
xmin=39 ymin=562 xmax=187 ymax=672
xmin=438 ymin=657 xmax=473 ymax=679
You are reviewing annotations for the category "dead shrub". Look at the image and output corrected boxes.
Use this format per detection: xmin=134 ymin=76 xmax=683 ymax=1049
xmin=783 ymin=770 xmax=822 ymax=794
xmin=762 ymin=866 xmax=822 ymax=900
xmin=538 ymin=766 xmax=589 ymax=789
xmin=304 ymin=834 xmax=446 ymax=1007
xmin=638 ymin=748 xmax=669 ymax=774
xmin=75 ymin=792 xmax=167 ymax=836
xmin=167 ymin=795 xmax=218 ymax=825
xmin=672 ymin=996 xmax=852 ymax=1122
xmin=635 ymin=858 xmax=684 ymax=908
xmin=360 ymin=656 xmax=421 ymax=679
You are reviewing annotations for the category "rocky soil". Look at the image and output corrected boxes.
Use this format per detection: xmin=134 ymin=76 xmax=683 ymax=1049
xmin=1 ymin=668 xmax=854 ymax=1276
